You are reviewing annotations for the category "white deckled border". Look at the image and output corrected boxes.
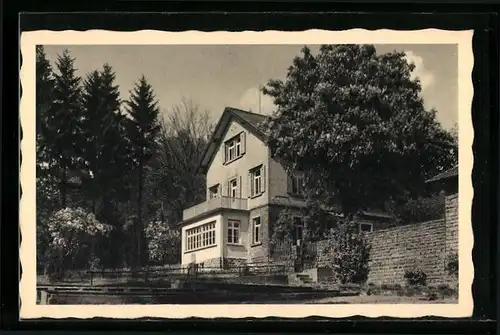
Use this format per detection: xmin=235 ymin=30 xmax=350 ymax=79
xmin=20 ymin=29 xmax=474 ymax=319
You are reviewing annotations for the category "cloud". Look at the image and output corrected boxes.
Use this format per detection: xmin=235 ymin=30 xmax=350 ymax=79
xmin=404 ymin=51 xmax=436 ymax=90
xmin=238 ymin=87 xmax=275 ymax=115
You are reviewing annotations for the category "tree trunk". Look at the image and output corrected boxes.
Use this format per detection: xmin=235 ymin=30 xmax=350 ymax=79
xmin=92 ymin=195 xmax=96 ymax=214
xmin=137 ymin=158 xmax=144 ymax=267
xmin=60 ymin=165 xmax=67 ymax=208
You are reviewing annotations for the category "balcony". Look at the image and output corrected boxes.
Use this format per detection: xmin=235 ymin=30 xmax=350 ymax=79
xmin=182 ymin=196 xmax=248 ymax=222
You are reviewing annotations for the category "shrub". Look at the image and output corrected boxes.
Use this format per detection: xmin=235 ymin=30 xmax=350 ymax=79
xmin=145 ymin=220 xmax=181 ymax=265
xmin=45 ymin=207 xmax=113 ymax=278
xmin=323 ymin=220 xmax=371 ymax=284
xmin=437 ymin=283 xmax=450 ymax=290
xmin=404 ymin=267 xmax=427 ymax=286
xmin=239 ymin=265 xmax=251 ymax=276
xmin=446 ymin=252 xmax=458 ymax=278
xmin=395 ymin=194 xmax=445 ymax=224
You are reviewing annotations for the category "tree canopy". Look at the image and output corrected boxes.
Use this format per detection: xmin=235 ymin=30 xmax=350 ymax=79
xmin=263 ymin=45 xmax=457 ymax=216
xmin=36 ymin=49 xmax=212 ymax=274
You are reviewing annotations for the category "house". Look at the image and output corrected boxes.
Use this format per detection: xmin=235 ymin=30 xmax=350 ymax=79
xmin=180 ymin=107 xmax=392 ymax=268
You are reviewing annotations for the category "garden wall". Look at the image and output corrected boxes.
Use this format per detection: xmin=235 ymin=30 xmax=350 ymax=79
xmin=365 ymin=219 xmax=448 ymax=285
xmin=315 ymin=200 xmax=458 ymax=285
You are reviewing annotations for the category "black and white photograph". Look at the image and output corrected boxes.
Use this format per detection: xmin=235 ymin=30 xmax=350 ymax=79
xmin=20 ymin=29 xmax=474 ymax=319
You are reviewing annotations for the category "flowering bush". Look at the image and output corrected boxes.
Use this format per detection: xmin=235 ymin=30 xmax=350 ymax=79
xmin=323 ymin=220 xmax=371 ymax=284
xmin=145 ymin=220 xmax=181 ymax=265
xmin=45 ymin=207 xmax=112 ymax=277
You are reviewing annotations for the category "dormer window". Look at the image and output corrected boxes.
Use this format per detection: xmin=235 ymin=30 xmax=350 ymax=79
xmin=228 ymin=140 xmax=236 ymax=161
xmin=223 ymin=132 xmax=246 ymax=164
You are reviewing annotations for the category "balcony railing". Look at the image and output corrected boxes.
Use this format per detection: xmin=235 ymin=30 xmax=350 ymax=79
xmin=183 ymin=196 xmax=248 ymax=221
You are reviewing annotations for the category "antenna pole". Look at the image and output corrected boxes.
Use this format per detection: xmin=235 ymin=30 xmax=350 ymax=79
xmin=258 ymin=84 xmax=262 ymax=114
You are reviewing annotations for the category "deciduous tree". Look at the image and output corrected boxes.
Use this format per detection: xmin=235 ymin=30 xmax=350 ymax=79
xmin=263 ymin=45 xmax=458 ymax=219
xmin=148 ymin=99 xmax=212 ymax=226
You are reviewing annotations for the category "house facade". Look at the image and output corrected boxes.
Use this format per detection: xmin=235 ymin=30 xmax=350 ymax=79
xmin=180 ymin=107 xmax=391 ymax=268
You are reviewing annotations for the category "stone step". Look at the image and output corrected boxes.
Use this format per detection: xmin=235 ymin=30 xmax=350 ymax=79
xmin=296 ymin=274 xmax=311 ymax=278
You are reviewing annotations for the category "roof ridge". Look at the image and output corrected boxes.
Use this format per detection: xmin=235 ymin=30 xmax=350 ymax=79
xmin=226 ymin=106 xmax=268 ymax=118
xmin=425 ymin=165 xmax=458 ymax=183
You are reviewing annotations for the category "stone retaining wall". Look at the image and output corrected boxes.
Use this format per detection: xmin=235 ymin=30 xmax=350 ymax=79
xmin=313 ymin=212 xmax=458 ymax=285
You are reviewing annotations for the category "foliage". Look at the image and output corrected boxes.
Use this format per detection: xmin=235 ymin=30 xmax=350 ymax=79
xmin=262 ymin=45 xmax=458 ymax=216
xmin=322 ymin=221 xmax=371 ymax=284
xmin=44 ymin=207 xmax=113 ymax=277
xmin=404 ymin=267 xmax=428 ymax=286
xmin=125 ymin=75 xmax=161 ymax=164
xmin=124 ymin=75 xmax=161 ymax=266
xmin=147 ymin=99 xmax=212 ymax=225
xmin=144 ymin=220 xmax=181 ymax=265
xmin=446 ymin=252 xmax=458 ymax=278
xmin=270 ymin=207 xmax=296 ymax=244
xmin=80 ymin=64 xmax=132 ymax=210
xmin=36 ymin=46 xmax=55 ymax=136
xmin=33 ymin=49 xmax=224 ymax=274
xmin=38 ymin=49 xmax=83 ymax=208
xmin=393 ymin=193 xmax=445 ymax=224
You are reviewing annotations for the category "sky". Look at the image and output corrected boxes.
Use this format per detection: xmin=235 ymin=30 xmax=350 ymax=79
xmin=43 ymin=44 xmax=458 ymax=130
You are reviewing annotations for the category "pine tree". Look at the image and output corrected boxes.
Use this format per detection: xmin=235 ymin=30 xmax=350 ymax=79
xmin=125 ymin=75 xmax=161 ymax=266
xmin=44 ymin=49 xmax=83 ymax=208
xmin=81 ymin=64 xmax=130 ymax=219
xmin=36 ymin=45 xmax=57 ymax=272
xmin=36 ymin=46 xmax=56 ymax=203
xmin=36 ymin=46 xmax=54 ymax=137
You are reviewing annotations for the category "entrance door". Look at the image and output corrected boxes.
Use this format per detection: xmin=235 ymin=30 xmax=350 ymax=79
xmin=294 ymin=244 xmax=304 ymax=273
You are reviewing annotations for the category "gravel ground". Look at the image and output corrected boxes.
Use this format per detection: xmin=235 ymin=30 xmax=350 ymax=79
xmin=301 ymin=294 xmax=458 ymax=304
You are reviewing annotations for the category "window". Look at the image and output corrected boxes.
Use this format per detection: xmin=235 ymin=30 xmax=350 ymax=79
xmin=249 ymin=165 xmax=265 ymax=197
xmin=227 ymin=220 xmax=240 ymax=244
xmin=359 ymin=222 xmax=373 ymax=233
xmin=252 ymin=217 xmax=261 ymax=244
xmin=292 ymin=217 xmax=304 ymax=245
xmin=224 ymin=133 xmax=245 ymax=164
xmin=185 ymin=221 xmax=216 ymax=252
xmin=228 ymin=140 xmax=236 ymax=161
xmin=208 ymin=184 xmax=219 ymax=199
xmin=229 ymin=178 xmax=238 ymax=198
xmin=288 ymin=172 xmax=305 ymax=196
xmin=235 ymin=137 xmax=241 ymax=157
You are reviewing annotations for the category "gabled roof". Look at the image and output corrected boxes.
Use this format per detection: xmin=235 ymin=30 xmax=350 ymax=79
xmin=197 ymin=107 xmax=269 ymax=174
xmin=425 ymin=165 xmax=458 ymax=183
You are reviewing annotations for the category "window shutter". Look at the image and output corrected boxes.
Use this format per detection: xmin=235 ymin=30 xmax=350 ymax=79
xmin=238 ymin=176 xmax=242 ymax=198
xmin=262 ymin=165 xmax=266 ymax=192
xmin=222 ymin=144 xmax=226 ymax=165
xmin=287 ymin=173 xmax=292 ymax=193
xmin=241 ymin=132 xmax=246 ymax=155
xmin=226 ymin=181 xmax=230 ymax=197
xmin=248 ymin=172 xmax=252 ymax=198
